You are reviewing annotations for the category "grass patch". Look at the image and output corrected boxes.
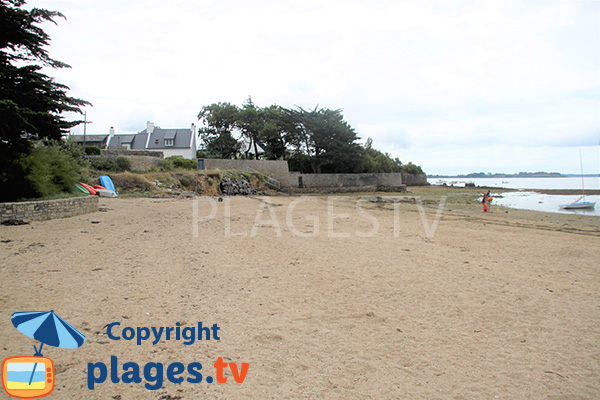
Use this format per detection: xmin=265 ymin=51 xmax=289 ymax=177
xmin=109 ymin=172 xmax=154 ymax=193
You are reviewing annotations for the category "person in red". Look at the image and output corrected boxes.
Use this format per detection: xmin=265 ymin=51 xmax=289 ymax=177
xmin=482 ymin=190 xmax=491 ymax=212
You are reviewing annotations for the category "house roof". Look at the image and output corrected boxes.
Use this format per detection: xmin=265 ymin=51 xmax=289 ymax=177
xmin=119 ymin=135 xmax=135 ymax=144
xmin=146 ymin=129 xmax=192 ymax=149
xmin=108 ymin=127 xmax=193 ymax=150
xmin=69 ymin=134 xmax=109 ymax=142
xmin=108 ymin=133 xmax=147 ymax=149
xmin=164 ymin=130 xmax=177 ymax=140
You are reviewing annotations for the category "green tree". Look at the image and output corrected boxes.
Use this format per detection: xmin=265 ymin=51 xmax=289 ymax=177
xmin=0 ymin=0 xmax=90 ymax=200
xmin=236 ymin=96 xmax=264 ymax=159
xmin=400 ymin=162 xmax=424 ymax=175
xmin=259 ymin=105 xmax=301 ymax=160
xmin=197 ymin=102 xmax=239 ymax=158
xmin=359 ymin=138 xmax=403 ymax=173
xmin=288 ymin=106 xmax=363 ymax=173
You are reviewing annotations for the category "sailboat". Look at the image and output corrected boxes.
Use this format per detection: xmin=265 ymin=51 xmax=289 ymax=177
xmin=559 ymin=149 xmax=596 ymax=210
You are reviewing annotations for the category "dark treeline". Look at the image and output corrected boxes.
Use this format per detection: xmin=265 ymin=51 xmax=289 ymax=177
xmin=1 ymin=0 xmax=90 ymax=201
xmin=197 ymin=97 xmax=424 ymax=175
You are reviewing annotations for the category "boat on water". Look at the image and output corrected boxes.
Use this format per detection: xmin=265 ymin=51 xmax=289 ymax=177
xmin=559 ymin=149 xmax=596 ymax=210
xmin=559 ymin=196 xmax=595 ymax=210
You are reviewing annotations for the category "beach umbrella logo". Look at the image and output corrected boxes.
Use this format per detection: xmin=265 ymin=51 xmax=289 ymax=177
xmin=1 ymin=310 xmax=86 ymax=399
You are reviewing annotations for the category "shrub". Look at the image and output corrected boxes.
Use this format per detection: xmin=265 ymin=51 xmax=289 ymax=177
xmin=90 ymin=156 xmax=131 ymax=172
xmin=158 ymin=156 xmax=197 ymax=171
xmin=90 ymin=157 xmax=115 ymax=171
xmin=115 ymin=157 xmax=131 ymax=171
xmin=178 ymin=174 xmax=194 ymax=187
xmin=171 ymin=157 xmax=196 ymax=170
xmin=18 ymin=143 xmax=82 ymax=199
xmin=62 ymin=137 xmax=86 ymax=162
xmin=84 ymin=146 xmax=101 ymax=155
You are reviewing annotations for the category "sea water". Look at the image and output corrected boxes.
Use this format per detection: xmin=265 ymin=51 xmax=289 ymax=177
xmin=492 ymin=191 xmax=600 ymax=216
xmin=428 ymin=176 xmax=600 ymax=190
xmin=428 ymin=177 xmax=600 ymax=216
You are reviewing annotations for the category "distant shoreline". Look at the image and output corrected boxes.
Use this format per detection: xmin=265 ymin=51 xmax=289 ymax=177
xmin=429 ymin=174 xmax=600 ymax=178
xmin=425 ymin=183 xmax=600 ymax=195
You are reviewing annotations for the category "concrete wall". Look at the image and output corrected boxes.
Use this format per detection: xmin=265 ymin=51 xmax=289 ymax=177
xmin=161 ymin=148 xmax=196 ymax=160
xmin=401 ymin=173 xmax=428 ymax=186
xmin=0 ymin=196 xmax=99 ymax=223
xmin=200 ymin=159 xmax=291 ymax=187
xmin=291 ymin=173 xmax=404 ymax=190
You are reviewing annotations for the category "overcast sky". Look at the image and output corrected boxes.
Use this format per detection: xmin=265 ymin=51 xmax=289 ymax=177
xmin=27 ymin=0 xmax=600 ymax=175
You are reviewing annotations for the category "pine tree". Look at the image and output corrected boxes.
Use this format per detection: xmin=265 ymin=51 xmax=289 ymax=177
xmin=0 ymin=0 xmax=89 ymax=199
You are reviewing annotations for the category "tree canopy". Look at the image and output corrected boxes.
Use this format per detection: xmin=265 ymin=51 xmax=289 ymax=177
xmin=0 ymin=0 xmax=89 ymax=145
xmin=197 ymin=98 xmax=424 ymax=175
xmin=236 ymin=96 xmax=264 ymax=159
xmin=197 ymin=102 xmax=239 ymax=159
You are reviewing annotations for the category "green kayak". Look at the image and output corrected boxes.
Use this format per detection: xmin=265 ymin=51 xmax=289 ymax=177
xmin=75 ymin=183 xmax=89 ymax=194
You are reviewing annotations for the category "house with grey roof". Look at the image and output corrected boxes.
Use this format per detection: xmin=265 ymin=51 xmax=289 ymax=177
xmin=107 ymin=122 xmax=197 ymax=159
xmin=68 ymin=134 xmax=110 ymax=148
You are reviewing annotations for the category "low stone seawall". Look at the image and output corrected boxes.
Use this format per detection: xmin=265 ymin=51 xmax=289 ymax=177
xmin=401 ymin=173 xmax=428 ymax=186
xmin=290 ymin=172 xmax=404 ymax=190
xmin=0 ymin=196 xmax=99 ymax=223
xmin=292 ymin=185 xmax=406 ymax=193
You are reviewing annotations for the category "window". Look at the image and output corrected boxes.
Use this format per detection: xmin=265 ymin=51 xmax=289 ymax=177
xmin=165 ymin=139 xmax=174 ymax=146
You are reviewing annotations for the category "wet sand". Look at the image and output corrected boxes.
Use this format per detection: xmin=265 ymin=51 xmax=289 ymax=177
xmin=1 ymin=193 xmax=599 ymax=399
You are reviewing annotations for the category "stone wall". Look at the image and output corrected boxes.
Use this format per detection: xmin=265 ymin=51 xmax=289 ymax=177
xmin=0 ymin=196 xmax=99 ymax=223
xmin=200 ymin=159 xmax=291 ymax=187
xmin=290 ymin=172 xmax=405 ymax=191
xmin=401 ymin=173 xmax=428 ymax=186
xmin=122 ymin=155 xmax=163 ymax=171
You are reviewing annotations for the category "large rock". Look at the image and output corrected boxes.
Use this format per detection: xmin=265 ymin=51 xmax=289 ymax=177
xmin=220 ymin=174 xmax=257 ymax=196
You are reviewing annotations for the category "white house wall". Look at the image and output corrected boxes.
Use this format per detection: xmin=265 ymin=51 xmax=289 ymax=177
xmin=161 ymin=148 xmax=195 ymax=159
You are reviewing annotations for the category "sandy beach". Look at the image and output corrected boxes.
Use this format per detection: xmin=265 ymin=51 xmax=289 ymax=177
xmin=1 ymin=190 xmax=599 ymax=399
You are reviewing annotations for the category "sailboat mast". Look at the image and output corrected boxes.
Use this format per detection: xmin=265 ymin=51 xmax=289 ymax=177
xmin=579 ymin=147 xmax=586 ymax=202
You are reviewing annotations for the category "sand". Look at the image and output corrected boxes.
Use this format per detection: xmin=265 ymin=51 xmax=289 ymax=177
xmin=1 ymin=191 xmax=599 ymax=399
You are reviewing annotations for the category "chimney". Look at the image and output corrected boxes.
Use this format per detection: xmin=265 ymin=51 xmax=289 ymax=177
xmin=191 ymin=123 xmax=197 ymax=156
xmin=107 ymin=126 xmax=115 ymax=147
xmin=145 ymin=121 xmax=155 ymax=149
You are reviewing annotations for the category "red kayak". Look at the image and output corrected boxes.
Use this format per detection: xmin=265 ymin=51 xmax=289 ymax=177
xmin=79 ymin=182 xmax=98 ymax=195
xmin=93 ymin=185 xmax=108 ymax=191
